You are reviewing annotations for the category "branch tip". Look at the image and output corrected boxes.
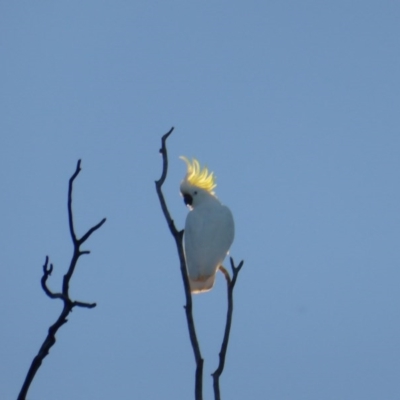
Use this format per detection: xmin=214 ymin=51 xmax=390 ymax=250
xmin=229 ymin=257 xmax=244 ymax=274
xmin=43 ymin=257 xmax=53 ymax=275
xmin=79 ymin=217 xmax=106 ymax=244
xmin=73 ymin=300 xmax=97 ymax=309
xmin=163 ymin=126 xmax=174 ymax=139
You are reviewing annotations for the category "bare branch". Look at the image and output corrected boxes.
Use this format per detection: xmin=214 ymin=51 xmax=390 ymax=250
xmin=212 ymin=257 xmax=244 ymax=400
xmin=68 ymin=159 xmax=81 ymax=245
xmin=155 ymin=127 xmax=180 ymax=237
xmin=156 ymin=127 xmax=174 ymax=186
xmin=155 ymin=127 xmax=204 ymax=400
xmin=79 ymin=217 xmax=107 ymax=245
xmin=73 ymin=300 xmax=97 ymax=309
xmin=229 ymin=257 xmax=244 ymax=286
xmin=17 ymin=160 xmax=106 ymax=400
xmin=41 ymin=257 xmax=64 ymax=301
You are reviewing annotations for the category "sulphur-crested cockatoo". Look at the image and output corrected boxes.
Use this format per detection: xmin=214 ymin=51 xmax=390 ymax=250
xmin=180 ymin=157 xmax=234 ymax=294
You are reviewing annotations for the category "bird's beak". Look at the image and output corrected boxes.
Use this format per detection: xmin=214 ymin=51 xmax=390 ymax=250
xmin=183 ymin=194 xmax=193 ymax=206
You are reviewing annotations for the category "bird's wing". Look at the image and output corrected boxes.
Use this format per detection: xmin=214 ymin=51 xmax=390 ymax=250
xmin=184 ymin=203 xmax=234 ymax=281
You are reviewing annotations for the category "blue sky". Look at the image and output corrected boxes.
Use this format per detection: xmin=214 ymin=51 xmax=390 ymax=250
xmin=1 ymin=2 xmax=400 ymax=399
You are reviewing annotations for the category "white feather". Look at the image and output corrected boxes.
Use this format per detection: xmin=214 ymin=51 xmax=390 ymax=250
xmin=183 ymin=193 xmax=234 ymax=293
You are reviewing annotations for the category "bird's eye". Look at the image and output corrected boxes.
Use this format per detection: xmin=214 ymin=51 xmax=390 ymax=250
xmin=194 ymin=191 xmax=198 ymax=195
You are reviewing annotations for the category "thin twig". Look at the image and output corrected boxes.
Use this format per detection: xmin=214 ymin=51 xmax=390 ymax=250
xmin=17 ymin=160 xmax=106 ymax=400
xmin=212 ymin=257 xmax=244 ymax=400
xmin=41 ymin=257 xmax=64 ymax=300
xmin=155 ymin=127 xmax=204 ymax=400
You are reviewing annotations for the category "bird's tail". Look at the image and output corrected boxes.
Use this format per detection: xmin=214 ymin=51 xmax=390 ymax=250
xmin=189 ymin=275 xmax=216 ymax=294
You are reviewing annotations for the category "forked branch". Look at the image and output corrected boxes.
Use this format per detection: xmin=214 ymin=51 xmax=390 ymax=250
xmin=17 ymin=160 xmax=106 ymax=400
xmin=213 ymin=258 xmax=244 ymax=400
xmin=155 ymin=127 xmax=204 ymax=400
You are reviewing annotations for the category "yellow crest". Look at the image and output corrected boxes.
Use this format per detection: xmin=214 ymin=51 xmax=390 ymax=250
xmin=180 ymin=156 xmax=217 ymax=194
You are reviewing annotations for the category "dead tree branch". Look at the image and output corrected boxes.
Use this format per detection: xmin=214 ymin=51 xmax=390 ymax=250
xmin=155 ymin=127 xmax=204 ymax=400
xmin=212 ymin=258 xmax=244 ymax=400
xmin=17 ymin=160 xmax=106 ymax=400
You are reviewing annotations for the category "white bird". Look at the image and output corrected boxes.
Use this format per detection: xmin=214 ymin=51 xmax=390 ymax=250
xmin=180 ymin=157 xmax=234 ymax=294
